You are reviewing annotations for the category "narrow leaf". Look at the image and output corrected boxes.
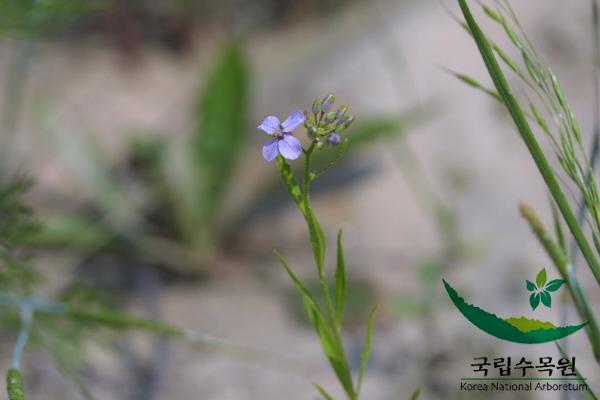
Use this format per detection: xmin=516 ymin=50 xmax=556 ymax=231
xmin=357 ymin=307 xmax=377 ymax=395
xmin=335 ymin=229 xmax=347 ymax=326
xmin=273 ymin=251 xmax=340 ymax=370
xmin=446 ymin=69 xmax=501 ymax=101
xmin=314 ymin=384 xmax=335 ymax=400
xmin=305 ymin=207 xmax=326 ymax=273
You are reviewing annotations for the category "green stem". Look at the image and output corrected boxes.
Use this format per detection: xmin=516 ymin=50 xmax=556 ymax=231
xmin=301 ymin=141 xmax=356 ymax=399
xmin=458 ymin=0 xmax=600 ymax=285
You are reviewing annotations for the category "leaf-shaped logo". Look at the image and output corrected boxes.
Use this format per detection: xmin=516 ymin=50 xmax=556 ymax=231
xmin=530 ymin=292 xmax=540 ymax=310
xmin=526 ymin=268 xmax=565 ymax=310
xmin=536 ymin=268 xmax=547 ymax=288
xmin=545 ymin=279 xmax=566 ymax=292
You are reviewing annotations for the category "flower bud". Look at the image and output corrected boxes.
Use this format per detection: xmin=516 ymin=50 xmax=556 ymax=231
xmin=335 ymin=105 xmax=348 ymax=120
xmin=325 ymin=111 xmax=337 ymax=123
xmin=336 ymin=115 xmax=354 ymax=130
xmin=320 ymin=93 xmax=335 ymax=113
xmin=329 ymin=133 xmax=341 ymax=145
xmin=312 ymin=99 xmax=322 ymax=115
xmin=316 ymin=140 xmax=325 ymax=150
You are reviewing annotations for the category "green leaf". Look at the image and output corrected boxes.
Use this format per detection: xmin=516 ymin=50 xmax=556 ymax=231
xmin=410 ymin=387 xmax=422 ymax=400
xmin=536 ymin=268 xmax=547 ymax=288
xmin=540 ymin=291 xmax=552 ymax=308
xmin=525 ymin=280 xmax=536 ymax=292
xmin=357 ymin=307 xmax=377 ymax=395
xmin=193 ymin=43 xmax=248 ymax=224
xmin=447 ymin=69 xmax=501 ymax=101
xmin=273 ymin=251 xmax=341 ymax=372
xmin=305 ymin=207 xmax=326 ymax=273
xmin=313 ymin=384 xmax=334 ymax=400
xmin=530 ymin=292 xmax=540 ymax=310
xmin=334 ymin=229 xmax=347 ymax=326
xmin=545 ymin=279 xmax=566 ymax=292
xmin=276 ymin=156 xmax=304 ymax=211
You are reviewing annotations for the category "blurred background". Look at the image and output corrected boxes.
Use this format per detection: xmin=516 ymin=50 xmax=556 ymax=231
xmin=0 ymin=0 xmax=599 ymax=398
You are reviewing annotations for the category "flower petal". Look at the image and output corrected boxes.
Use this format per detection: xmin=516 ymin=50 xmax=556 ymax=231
xmin=278 ymin=134 xmax=302 ymax=160
xmin=281 ymin=109 xmax=306 ymax=132
xmin=262 ymin=138 xmax=280 ymax=161
xmin=258 ymin=116 xmax=280 ymax=134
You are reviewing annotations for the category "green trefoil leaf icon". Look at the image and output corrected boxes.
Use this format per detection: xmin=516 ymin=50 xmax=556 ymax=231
xmin=525 ymin=267 xmax=566 ymax=310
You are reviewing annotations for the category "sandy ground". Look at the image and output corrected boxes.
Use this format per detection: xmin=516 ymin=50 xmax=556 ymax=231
xmin=1 ymin=0 xmax=600 ymax=399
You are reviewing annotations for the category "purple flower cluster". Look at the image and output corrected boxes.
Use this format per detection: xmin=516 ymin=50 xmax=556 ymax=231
xmin=258 ymin=93 xmax=354 ymax=161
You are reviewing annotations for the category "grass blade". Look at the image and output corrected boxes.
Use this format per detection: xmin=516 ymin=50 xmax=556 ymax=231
xmin=458 ymin=0 xmax=600 ymax=285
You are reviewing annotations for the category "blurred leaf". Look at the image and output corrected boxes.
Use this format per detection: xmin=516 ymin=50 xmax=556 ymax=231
xmin=410 ymin=387 xmax=422 ymax=400
xmin=536 ymin=268 xmax=547 ymax=287
xmin=314 ymin=384 xmax=334 ymax=400
xmin=0 ymin=0 xmax=107 ymax=36
xmin=335 ymin=229 xmax=347 ymax=326
xmin=193 ymin=42 xmax=248 ymax=225
xmin=28 ymin=215 xmax=112 ymax=250
xmin=357 ymin=307 xmax=376 ymax=395
xmin=545 ymin=279 xmax=565 ymax=292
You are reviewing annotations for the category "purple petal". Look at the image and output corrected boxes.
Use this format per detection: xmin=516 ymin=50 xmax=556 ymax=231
xmin=278 ymin=134 xmax=302 ymax=160
xmin=258 ymin=116 xmax=280 ymax=135
xmin=281 ymin=109 xmax=306 ymax=133
xmin=262 ymin=138 xmax=280 ymax=161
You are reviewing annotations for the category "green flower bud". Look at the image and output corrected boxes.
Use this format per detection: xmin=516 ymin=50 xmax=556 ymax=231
xmin=335 ymin=105 xmax=348 ymax=120
xmin=312 ymin=99 xmax=322 ymax=115
xmin=321 ymin=93 xmax=335 ymax=113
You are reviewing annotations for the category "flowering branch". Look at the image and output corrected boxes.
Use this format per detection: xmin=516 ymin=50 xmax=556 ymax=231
xmin=260 ymin=94 xmax=375 ymax=400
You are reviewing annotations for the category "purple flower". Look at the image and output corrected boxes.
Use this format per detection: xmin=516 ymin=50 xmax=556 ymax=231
xmin=329 ymin=133 xmax=341 ymax=145
xmin=258 ymin=109 xmax=306 ymax=161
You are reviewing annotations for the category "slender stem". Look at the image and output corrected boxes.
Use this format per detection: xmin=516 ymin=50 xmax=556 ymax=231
xmin=301 ymin=141 xmax=356 ymax=399
xmin=302 ymin=142 xmax=336 ymax=324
